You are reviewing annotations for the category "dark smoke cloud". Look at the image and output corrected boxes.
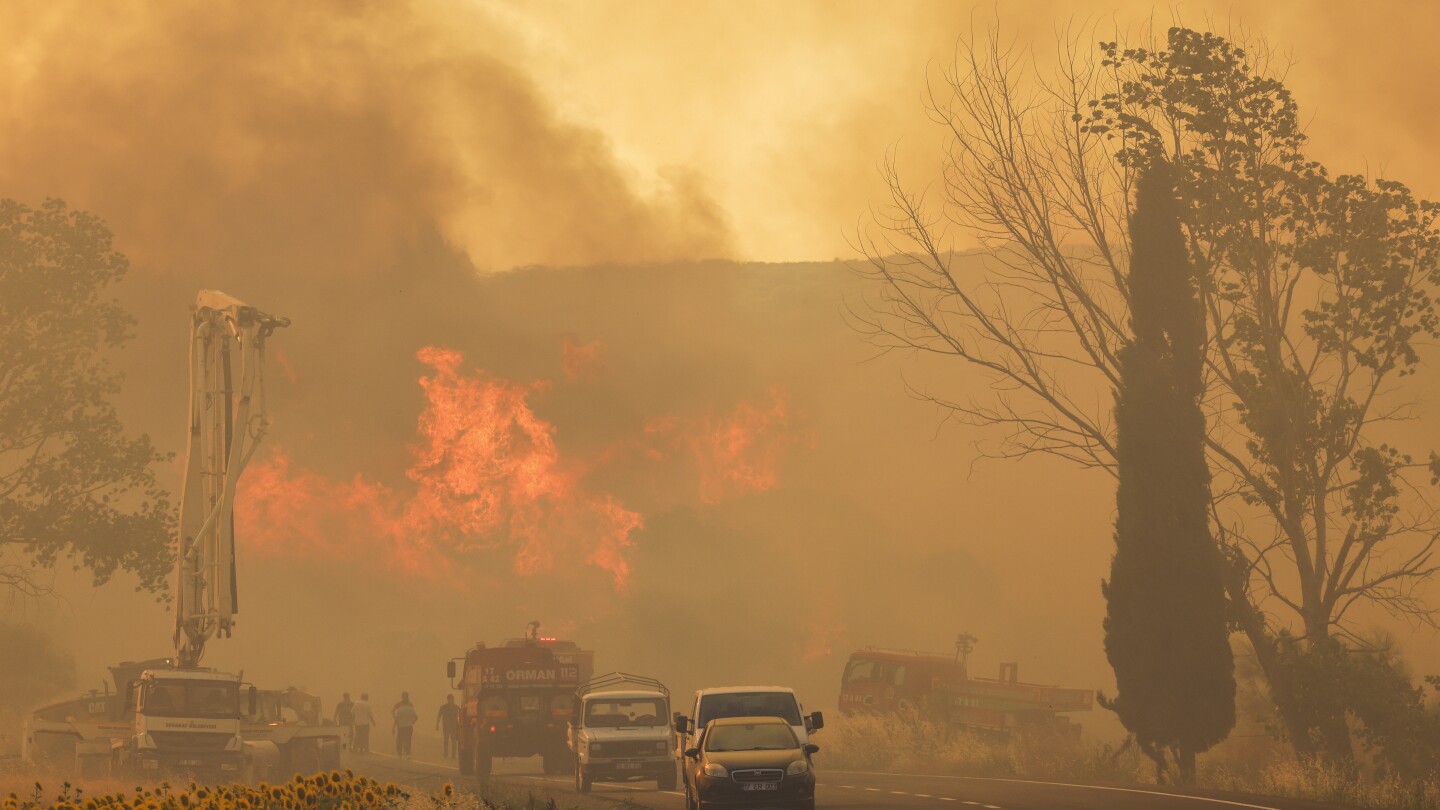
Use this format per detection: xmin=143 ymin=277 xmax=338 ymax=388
xmin=0 ymin=0 xmax=730 ymax=277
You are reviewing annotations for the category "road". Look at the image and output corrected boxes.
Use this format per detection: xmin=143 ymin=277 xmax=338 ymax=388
xmin=351 ymin=752 xmax=1354 ymax=810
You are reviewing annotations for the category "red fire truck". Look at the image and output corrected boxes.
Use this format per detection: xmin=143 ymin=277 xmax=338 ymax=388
xmin=447 ymin=628 xmax=595 ymax=779
xmin=838 ymin=647 xmax=1093 ymax=737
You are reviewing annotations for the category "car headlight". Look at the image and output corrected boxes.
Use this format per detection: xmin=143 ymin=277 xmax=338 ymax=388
xmin=655 ymin=741 xmax=669 ymax=753
xmin=703 ymin=763 xmax=728 ymax=778
xmin=787 ymin=759 xmax=810 ymax=775
xmin=589 ymin=743 xmax=603 ymax=755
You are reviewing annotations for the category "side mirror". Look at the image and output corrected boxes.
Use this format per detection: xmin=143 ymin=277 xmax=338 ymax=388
xmin=248 ymin=685 xmax=259 ymax=716
xmin=809 ymin=711 xmax=825 ymax=731
xmin=674 ymin=716 xmax=691 ymax=734
xmin=804 ymin=743 xmax=820 ymax=755
xmin=446 ymin=661 xmax=457 ymax=679
xmin=684 ymin=747 xmax=701 ymax=759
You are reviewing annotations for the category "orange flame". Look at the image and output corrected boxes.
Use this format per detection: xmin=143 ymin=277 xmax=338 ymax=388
xmin=648 ymin=388 xmax=797 ymax=504
xmin=236 ymin=347 xmax=641 ymax=587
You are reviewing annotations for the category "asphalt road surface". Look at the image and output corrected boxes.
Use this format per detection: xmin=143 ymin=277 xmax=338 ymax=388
xmin=351 ymin=752 xmax=1355 ymax=810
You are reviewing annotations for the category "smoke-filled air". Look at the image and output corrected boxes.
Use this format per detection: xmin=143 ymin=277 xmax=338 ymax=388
xmin=2 ymin=3 xmax=1439 ymax=810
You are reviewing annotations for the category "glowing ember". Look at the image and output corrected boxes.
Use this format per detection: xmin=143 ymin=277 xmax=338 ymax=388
xmin=271 ymin=347 xmax=298 ymax=384
xmin=803 ymin=619 xmax=848 ymax=662
xmin=561 ymin=336 xmax=605 ymax=381
xmin=236 ymin=347 xmax=641 ymax=587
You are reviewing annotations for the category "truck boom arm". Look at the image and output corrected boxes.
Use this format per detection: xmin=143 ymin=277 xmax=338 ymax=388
xmin=174 ymin=291 xmax=288 ymax=669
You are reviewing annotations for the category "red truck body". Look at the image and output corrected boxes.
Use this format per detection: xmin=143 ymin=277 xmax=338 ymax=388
xmin=452 ymin=637 xmax=594 ymax=778
xmin=838 ymin=649 xmax=1093 ymax=736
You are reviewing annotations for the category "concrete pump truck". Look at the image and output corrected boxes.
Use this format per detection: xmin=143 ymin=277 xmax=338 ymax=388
xmin=118 ymin=292 xmax=290 ymax=780
xmin=28 ymin=292 xmax=344 ymax=780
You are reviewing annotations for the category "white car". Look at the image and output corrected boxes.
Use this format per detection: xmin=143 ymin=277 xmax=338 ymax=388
xmin=674 ymin=686 xmax=824 ymax=761
xmin=570 ymin=687 xmax=676 ymax=792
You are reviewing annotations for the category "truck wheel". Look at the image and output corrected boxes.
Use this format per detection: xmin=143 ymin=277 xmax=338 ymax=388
xmin=319 ymin=741 xmax=342 ymax=771
xmin=473 ymin=748 xmax=492 ymax=780
xmin=575 ymin=766 xmax=592 ymax=794
xmin=458 ymin=743 xmax=473 ymax=776
xmin=293 ymin=742 xmax=321 ymax=776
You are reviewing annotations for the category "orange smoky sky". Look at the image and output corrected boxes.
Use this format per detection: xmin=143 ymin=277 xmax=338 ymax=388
xmin=488 ymin=0 xmax=1440 ymax=261
xmin=3 ymin=2 xmax=1436 ymax=268
xmin=2 ymin=0 xmax=1437 ymax=734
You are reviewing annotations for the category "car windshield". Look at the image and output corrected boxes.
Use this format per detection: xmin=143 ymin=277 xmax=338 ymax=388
xmin=705 ymin=722 xmax=798 ymax=752
xmin=141 ymin=679 xmax=240 ymax=718
xmin=585 ymin=697 xmax=666 ymax=727
xmin=698 ymin=692 xmax=802 ymax=726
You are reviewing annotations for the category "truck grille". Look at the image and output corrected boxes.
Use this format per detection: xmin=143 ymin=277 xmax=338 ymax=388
xmin=602 ymin=740 xmax=660 ymax=758
xmin=731 ymin=769 xmax=784 ymax=783
xmin=150 ymin=731 xmax=233 ymax=751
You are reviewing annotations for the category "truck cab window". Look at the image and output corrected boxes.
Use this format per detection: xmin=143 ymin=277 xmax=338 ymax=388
xmin=843 ymin=659 xmax=878 ymax=683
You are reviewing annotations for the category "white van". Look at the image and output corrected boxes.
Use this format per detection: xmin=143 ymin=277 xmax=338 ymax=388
xmin=673 ymin=686 xmax=824 ymax=758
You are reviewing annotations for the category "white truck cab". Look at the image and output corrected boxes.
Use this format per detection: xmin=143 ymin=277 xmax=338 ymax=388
xmin=124 ymin=667 xmax=256 ymax=778
xmin=568 ymin=673 xmax=677 ymax=793
xmin=673 ymin=686 xmax=824 ymax=760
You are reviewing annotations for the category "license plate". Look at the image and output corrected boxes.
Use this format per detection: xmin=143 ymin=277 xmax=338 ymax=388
xmin=741 ymin=784 xmax=778 ymax=791
xmin=178 ymin=759 xmax=203 ymax=767
xmin=616 ymin=763 xmax=641 ymax=770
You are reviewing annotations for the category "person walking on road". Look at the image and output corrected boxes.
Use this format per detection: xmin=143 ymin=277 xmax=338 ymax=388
xmin=334 ymin=692 xmax=355 ymax=741
xmin=393 ymin=692 xmax=418 ymax=759
xmin=436 ymin=694 xmax=460 ymax=760
xmin=351 ymin=693 xmax=376 ymax=754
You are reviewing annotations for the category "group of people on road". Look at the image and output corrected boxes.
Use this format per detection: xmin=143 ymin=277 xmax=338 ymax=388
xmin=332 ymin=691 xmax=461 ymax=761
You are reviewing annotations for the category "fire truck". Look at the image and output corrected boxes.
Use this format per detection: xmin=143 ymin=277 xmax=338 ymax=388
xmin=838 ymin=641 xmax=1093 ymax=737
xmin=447 ymin=625 xmax=595 ymax=779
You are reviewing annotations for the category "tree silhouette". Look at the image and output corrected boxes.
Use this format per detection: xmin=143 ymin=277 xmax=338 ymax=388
xmin=855 ymin=26 xmax=1440 ymax=762
xmin=1103 ymin=165 xmax=1234 ymax=783
xmin=0 ymin=198 xmax=172 ymax=595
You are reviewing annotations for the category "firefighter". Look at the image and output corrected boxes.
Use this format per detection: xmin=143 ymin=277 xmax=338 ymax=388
xmin=436 ymin=694 xmax=459 ymax=760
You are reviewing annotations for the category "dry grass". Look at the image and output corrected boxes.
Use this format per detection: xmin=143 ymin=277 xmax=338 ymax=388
xmin=819 ymin=712 xmax=1440 ymax=810
xmin=820 ymin=711 xmax=1149 ymax=784
xmin=1205 ymin=760 xmax=1440 ymax=810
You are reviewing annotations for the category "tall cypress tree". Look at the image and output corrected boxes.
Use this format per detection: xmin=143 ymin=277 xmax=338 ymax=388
xmin=1102 ymin=165 xmax=1235 ymax=783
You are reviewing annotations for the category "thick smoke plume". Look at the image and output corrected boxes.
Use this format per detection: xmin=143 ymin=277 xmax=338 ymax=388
xmin=0 ymin=0 xmax=730 ymax=276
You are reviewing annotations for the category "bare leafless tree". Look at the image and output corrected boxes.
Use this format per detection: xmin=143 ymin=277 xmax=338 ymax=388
xmin=853 ymin=24 xmax=1440 ymax=761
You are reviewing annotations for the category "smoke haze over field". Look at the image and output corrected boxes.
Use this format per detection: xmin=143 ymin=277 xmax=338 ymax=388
xmin=0 ymin=0 xmax=1438 ymax=750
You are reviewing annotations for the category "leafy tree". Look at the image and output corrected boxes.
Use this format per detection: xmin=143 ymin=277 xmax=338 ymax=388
xmin=856 ymin=26 xmax=1440 ymax=763
xmin=1272 ymin=634 xmax=1440 ymax=780
xmin=1103 ymin=166 xmax=1235 ymax=783
xmin=0 ymin=198 xmax=172 ymax=595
